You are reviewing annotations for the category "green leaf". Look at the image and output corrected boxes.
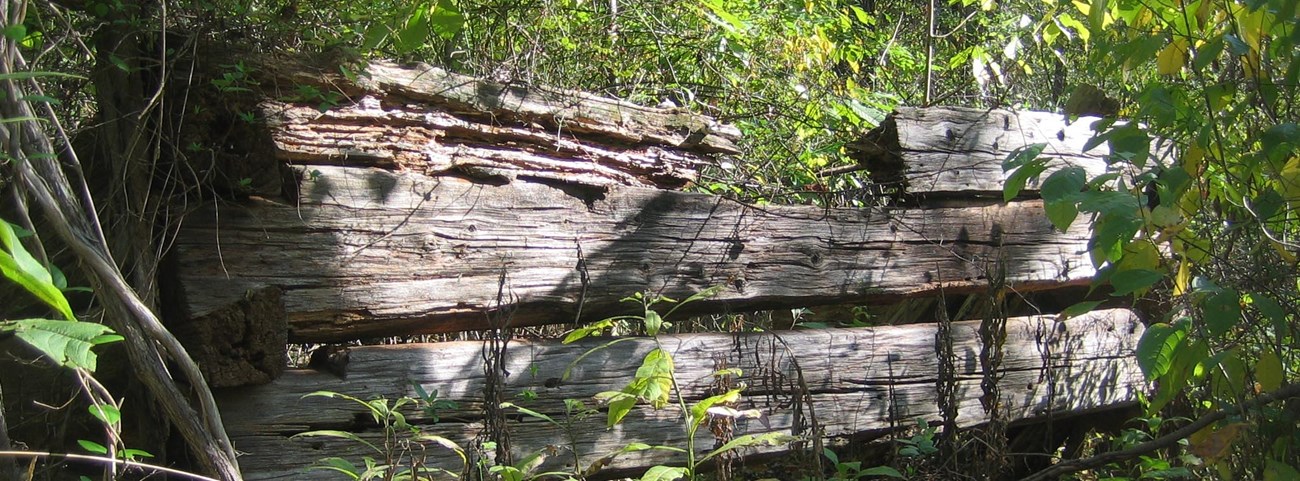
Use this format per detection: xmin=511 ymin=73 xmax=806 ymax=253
xmin=639 ymin=465 xmax=688 ymax=481
xmin=644 ymin=310 xmax=664 ymax=336
xmin=859 ymin=466 xmax=906 ymax=478
xmin=6 ymin=319 xmax=117 ymax=370
xmin=689 ymin=388 xmax=741 ymax=431
xmin=427 ymin=0 xmax=465 ymax=39
xmin=1110 ymin=269 xmax=1163 ymax=296
xmin=501 ymin=402 xmax=558 ymax=425
xmin=394 ymin=6 xmax=430 ymax=54
xmin=605 ymin=393 xmax=637 ymax=427
xmin=294 ymin=429 xmax=382 ymax=454
xmin=1265 ymin=460 xmax=1300 ymax=480
xmin=1002 ymin=143 xmax=1049 ymax=201
xmin=1255 ymin=351 xmax=1284 ymax=392
xmin=118 ymin=448 xmax=153 ymax=460
xmin=1202 ymin=289 xmax=1242 ymax=336
xmin=88 ymin=404 xmax=121 ymax=425
xmin=78 ymin=439 xmax=108 ymax=454
xmin=699 ymin=432 xmax=798 ymax=463
xmin=1088 ymin=0 xmax=1107 ymax=41
xmin=2 ymin=24 xmax=26 ymax=41
xmin=1250 ymin=293 xmax=1289 ymax=336
xmin=1059 ymin=300 xmax=1104 ymax=320
xmin=1041 ymin=167 xmax=1087 ymax=230
xmin=1136 ymin=322 xmax=1186 ymax=380
xmin=1107 ymin=124 xmax=1151 ymax=167
xmin=0 ymin=220 xmax=74 ymax=321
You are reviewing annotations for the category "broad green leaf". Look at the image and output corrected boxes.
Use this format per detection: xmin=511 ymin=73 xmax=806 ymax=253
xmin=1255 ymin=351 xmax=1283 ymax=392
xmin=1003 ymin=150 xmax=1049 ymax=201
xmin=427 ymin=0 xmax=465 ymax=39
xmin=88 ymin=404 xmax=121 ymax=425
xmin=394 ymin=6 xmax=430 ymax=54
xmin=1059 ymin=300 xmax=1104 ymax=320
xmin=118 ymin=448 xmax=153 ymax=460
xmin=860 ymin=466 xmax=906 ymax=478
xmin=699 ymin=432 xmax=798 ymax=463
xmin=0 ymin=220 xmax=73 ymax=321
xmin=1202 ymin=289 xmax=1242 ymax=336
xmin=1107 ymin=123 xmax=1150 ymax=169
xmin=6 ymin=319 xmax=117 ymax=370
xmin=2 ymin=24 xmax=25 ymax=41
xmin=605 ymin=393 xmax=637 ymax=427
xmin=1265 ymin=460 xmax=1300 ymax=481
xmin=1193 ymin=35 xmax=1225 ymax=72
xmin=1041 ymin=167 xmax=1087 ymax=230
xmin=1250 ymin=293 xmax=1289 ymax=336
xmin=308 ymin=457 xmax=361 ymax=479
xmin=1088 ymin=0 xmax=1107 ymax=40
xmin=77 ymin=439 xmax=108 ymax=454
xmin=689 ymin=388 xmax=741 ymax=431
xmin=639 ymin=465 xmax=687 ymax=481
xmin=1136 ymin=322 xmax=1185 ymax=380
xmin=644 ymin=310 xmax=664 ymax=336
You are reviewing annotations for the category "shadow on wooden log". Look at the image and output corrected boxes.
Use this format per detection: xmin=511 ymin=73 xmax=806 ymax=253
xmin=171 ymin=165 xmax=1097 ymax=345
xmin=218 ymin=308 xmax=1144 ymax=479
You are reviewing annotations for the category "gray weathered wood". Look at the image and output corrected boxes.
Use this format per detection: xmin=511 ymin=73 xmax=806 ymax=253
xmin=218 ymin=308 xmax=1145 ymax=479
xmin=171 ymin=165 xmax=1097 ymax=342
xmin=254 ymin=60 xmax=740 ymax=190
xmin=856 ymin=106 xmax=1114 ymax=196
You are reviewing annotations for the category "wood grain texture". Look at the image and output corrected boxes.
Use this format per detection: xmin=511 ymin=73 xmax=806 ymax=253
xmin=171 ymin=165 xmax=1098 ymax=342
xmin=860 ymin=106 xmax=1114 ymax=195
xmin=218 ymin=309 xmax=1145 ymax=479
xmin=257 ymin=60 xmax=740 ymax=190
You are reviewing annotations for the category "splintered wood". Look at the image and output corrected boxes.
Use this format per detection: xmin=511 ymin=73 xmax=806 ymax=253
xmin=219 ymin=309 xmax=1144 ymax=480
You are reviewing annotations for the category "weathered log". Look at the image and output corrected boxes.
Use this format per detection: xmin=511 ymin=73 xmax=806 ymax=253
xmin=171 ymin=165 xmax=1097 ymax=343
xmin=853 ymin=106 xmax=1112 ymax=196
xmin=218 ymin=308 xmax=1145 ymax=479
xmin=252 ymin=60 xmax=740 ymax=190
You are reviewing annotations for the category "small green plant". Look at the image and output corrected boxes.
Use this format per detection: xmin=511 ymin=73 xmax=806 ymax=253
xmin=562 ymin=286 xmax=796 ymax=480
xmin=817 ymin=448 xmax=903 ymax=480
xmin=210 ymin=62 xmax=257 ymax=93
xmin=294 ymin=391 xmax=466 ymax=480
xmin=895 ymin=419 xmax=938 ymax=458
xmin=411 ymin=382 xmax=458 ymax=423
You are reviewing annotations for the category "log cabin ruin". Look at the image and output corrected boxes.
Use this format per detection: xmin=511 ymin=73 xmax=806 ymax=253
xmin=164 ymin=57 xmax=1147 ymax=479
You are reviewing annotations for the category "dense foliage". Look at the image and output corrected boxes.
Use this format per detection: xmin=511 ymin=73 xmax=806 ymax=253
xmin=2 ymin=0 xmax=1299 ymax=479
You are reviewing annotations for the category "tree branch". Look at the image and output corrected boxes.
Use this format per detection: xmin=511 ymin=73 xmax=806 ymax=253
xmin=1023 ymin=383 xmax=1300 ymax=481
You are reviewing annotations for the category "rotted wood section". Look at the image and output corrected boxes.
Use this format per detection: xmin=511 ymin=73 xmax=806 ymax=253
xmin=171 ymin=165 xmax=1097 ymax=344
xmin=218 ymin=308 xmax=1144 ymax=480
xmin=256 ymin=59 xmax=740 ymax=190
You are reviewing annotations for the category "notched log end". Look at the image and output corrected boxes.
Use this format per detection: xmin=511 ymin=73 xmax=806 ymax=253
xmin=165 ymin=283 xmax=288 ymax=388
xmin=849 ymin=113 xmax=906 ymax=194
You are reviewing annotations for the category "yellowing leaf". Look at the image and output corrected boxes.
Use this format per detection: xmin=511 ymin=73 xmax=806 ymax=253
xmin=1157 ymin=39 xmax=1188 ymax=75
xmin=1189 ymin=423 xmax=1248 ymax=463
xmin=1174 ymin=260 xmax=1192 ymax=296
xmin=1269 ymin=238 xmax=1297 ymax=263
xmin=1255 ymin=351 xmax=1284 ymax=392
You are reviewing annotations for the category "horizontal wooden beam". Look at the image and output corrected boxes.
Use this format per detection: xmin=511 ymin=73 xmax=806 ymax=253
xmin=218 ymin=309 xmax=1145 ymax=479
xmin=855 ymin=106 xmax=1112 ymax=196
xmin=170 ymin=165 xmax=1097 ymax=343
